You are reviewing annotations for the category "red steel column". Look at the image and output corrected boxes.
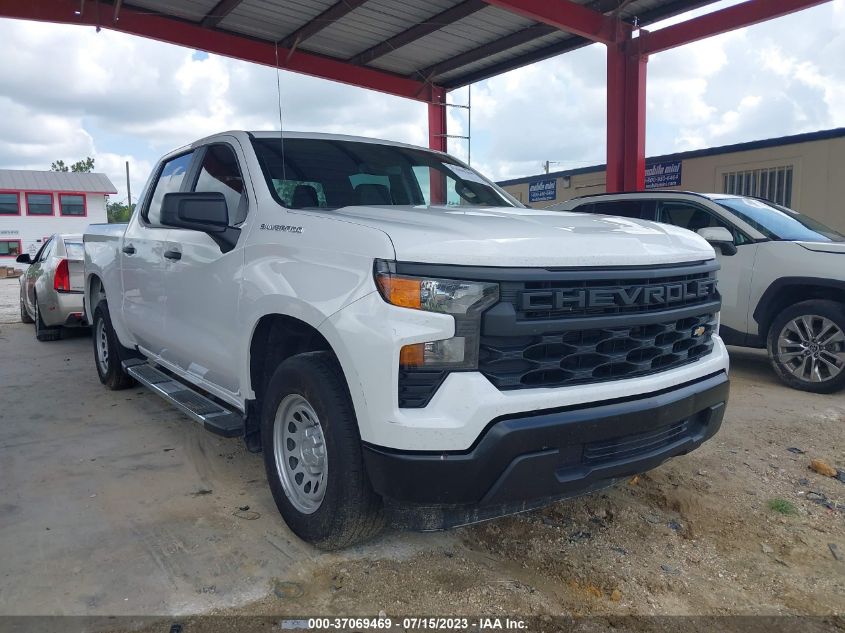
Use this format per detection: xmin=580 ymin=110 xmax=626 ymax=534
xmin=428 ymin=85 xmax=447 ymax=152
xmin=606 ymin=38 xmax=647 ymax=192
xmin=428 ymin=85 xmax=448 ymax=204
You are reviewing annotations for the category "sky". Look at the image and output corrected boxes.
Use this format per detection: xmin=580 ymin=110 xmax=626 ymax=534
xmin=0 ymin=0 xmax=843 ymax=204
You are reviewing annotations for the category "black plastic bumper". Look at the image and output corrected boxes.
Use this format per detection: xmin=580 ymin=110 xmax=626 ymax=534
xmin=363 ymin=372 xmax=728 ymax=528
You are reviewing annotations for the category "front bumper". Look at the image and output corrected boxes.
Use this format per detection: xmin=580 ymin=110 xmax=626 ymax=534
xmin=363 ymin=371 xmax=728 ymax=529
xmin=322 ymin=291 xmax=730 ymax=452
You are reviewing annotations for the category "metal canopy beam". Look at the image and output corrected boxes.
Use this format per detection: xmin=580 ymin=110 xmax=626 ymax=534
xmin=640 ymin=0 xmax=833 ymax=55
xmin=481 ymin=0 xmax=620 ymax=45
xmin=279 ymin=0 xmax=370 ymax=49
xmin=200 ymin=0 xmax=245 ymax=29
xmin=439 ymin=0 xmax=717 ymax=88
xmin=349 ymin=0 xmax=487 ymax=66
xmin=0 ymin=0 xmax=434 ymax=102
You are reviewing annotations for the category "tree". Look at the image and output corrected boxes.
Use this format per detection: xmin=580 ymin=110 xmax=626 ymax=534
xmin=107 ymin=201 xmax=135 ymax=223
xmin=51 ymin=157 xmax=96 ymax=173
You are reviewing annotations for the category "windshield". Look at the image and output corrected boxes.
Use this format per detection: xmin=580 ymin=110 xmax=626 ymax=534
xmin=716 ymin=197 xmax=844 ymax=243
xmin=251 ymin=137 xmax=519 ymax=210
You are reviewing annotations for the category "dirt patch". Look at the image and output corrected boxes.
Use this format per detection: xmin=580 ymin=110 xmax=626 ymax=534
xmin=226 ymin=348 xmax=845 ymax=618
xmin=3 ymin=303 xmax=843 ymax=622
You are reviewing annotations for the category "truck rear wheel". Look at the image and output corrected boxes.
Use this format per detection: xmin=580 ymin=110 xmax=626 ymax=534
xmin=260 ymin=351 xmax=384 ymax=550
xmin=768 ymin=300 xmax=845 ymax=393
xmin=92 ymin=302 xmax=135 ymax=390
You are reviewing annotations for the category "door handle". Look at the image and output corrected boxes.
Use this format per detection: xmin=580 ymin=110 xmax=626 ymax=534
xmin=122 ymin=244 xmax=136 ymax=255
xmin=164 ymin=250 xmax=182 ymax=261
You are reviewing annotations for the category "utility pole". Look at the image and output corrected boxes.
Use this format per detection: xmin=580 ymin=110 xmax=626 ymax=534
xmin=544 ymin=160 xmax=550 ymax=174
xmin=125 ymin=161 xmax=131 ymax=208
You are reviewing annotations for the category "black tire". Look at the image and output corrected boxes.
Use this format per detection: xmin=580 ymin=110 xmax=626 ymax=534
xmin=34 ymin=296 xmax=61 ymax=342
xmin=767 ymin=300 xmax=845 ymax=394
xmin=92 ymin=302 xmax=135 ymax=390
xmin=20 ymin=295 xmax=34 ymax=324
xmin=260 ymin=351 xmax=384 ymax=550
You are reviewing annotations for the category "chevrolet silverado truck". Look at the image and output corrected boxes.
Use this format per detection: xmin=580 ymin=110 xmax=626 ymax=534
xmin=84 ymin=131 xmax=730 ymax=549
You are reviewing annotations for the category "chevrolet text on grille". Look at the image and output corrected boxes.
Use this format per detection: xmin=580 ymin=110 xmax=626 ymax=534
xmin=519 ymin=279 xmax=718 ymax=311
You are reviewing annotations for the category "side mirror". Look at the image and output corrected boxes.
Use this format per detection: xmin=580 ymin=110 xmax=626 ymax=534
xmin=698 ymin=226 xmax=738 ymax=256
xmin=160 ymin=192 xmax=240 ymax=253
xmin=16 ymin=253 xmax=32 ymax=265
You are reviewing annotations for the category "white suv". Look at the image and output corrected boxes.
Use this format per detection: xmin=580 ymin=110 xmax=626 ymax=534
xmin=554 ymin=192 xmax=845 ymax=393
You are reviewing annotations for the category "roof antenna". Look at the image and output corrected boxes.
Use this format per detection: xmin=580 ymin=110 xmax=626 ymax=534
xmin=274 ymin=41 xmax=287 ymax=182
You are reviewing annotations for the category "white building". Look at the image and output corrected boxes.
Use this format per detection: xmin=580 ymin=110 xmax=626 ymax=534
xmin=0 ymin=169 xmax=117 ymax=267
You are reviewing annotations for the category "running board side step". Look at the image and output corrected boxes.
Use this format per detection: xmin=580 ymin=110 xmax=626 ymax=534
xmin=123 ymin=359 xmax=244 ymax=438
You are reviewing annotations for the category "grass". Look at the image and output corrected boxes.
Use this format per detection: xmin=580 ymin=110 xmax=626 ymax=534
xmin=768 ymin=498 xmax=798 ymax=516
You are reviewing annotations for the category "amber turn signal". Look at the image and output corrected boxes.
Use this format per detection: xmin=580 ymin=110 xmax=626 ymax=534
xmin=375 ymin=274 xmax=422 ymax=309
xmin=399 ymin=343 xmax=425 ymax=367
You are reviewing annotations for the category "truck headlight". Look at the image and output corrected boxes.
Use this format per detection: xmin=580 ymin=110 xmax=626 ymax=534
xmin=374 ymin=261 xmax=499 ymax=370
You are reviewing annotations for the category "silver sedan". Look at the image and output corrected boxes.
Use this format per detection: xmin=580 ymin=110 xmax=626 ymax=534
xmin=17 ymin=234 xmax=86 ymax=341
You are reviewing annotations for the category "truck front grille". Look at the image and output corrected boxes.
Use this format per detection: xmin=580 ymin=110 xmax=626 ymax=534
xmin=479 ymin=313 xmax=716 ymax=389
xmin=478 ymin=262 xmax=720 ymax=391
xmin=396 ymin=260 xmax=720 ymax=406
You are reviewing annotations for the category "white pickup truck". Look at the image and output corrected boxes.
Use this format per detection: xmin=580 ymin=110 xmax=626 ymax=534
xmin=84 ymin=131 xmax=730 ymax=549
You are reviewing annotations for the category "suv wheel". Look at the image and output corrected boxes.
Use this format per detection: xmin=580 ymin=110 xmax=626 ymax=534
xmin=260 ymin=351 xmax=384 ymax=549
xmin=34 ymin=296 xmax=61 ymax=342
xmin=768 ymin=300 xmax=845 ymax=393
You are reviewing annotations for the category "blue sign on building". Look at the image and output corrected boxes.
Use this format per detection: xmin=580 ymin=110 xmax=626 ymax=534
xmin=645 ymin=160 xmax=682 ymax=189
xmin=528 ymin=178 xmax=557 ymax=202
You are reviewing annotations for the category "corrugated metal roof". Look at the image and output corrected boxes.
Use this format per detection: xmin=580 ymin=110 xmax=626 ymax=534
xmin=128 ymin=0 xmax=220 ymax=23
xmin=0 ymin=170 xmax=117 ymax=194
xmin=221 ymin=0 xmax=338 ymax=43
xmin=369 ymin=5 xmax=542 ymax=76
xmin=119 ymin=0 xmax=716 ymax=88
xmin=305 ymin=0 xmax=461 ymax=60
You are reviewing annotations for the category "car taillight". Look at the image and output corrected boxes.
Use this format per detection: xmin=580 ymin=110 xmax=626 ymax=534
xmin=54 ymin=258 xmax=71 ymax=292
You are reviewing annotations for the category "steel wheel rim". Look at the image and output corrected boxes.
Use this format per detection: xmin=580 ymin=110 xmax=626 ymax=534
xmin=777 ymin=314 xmax=845 ymax=383
xmin=273 ymin=394 xmax=327 ymax=514
xmin=96 ymin=317 xmax=109 ymax=375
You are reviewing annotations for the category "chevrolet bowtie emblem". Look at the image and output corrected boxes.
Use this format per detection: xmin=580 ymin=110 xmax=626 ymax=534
xmin=692 ymin=325 xmax=706 ymax=337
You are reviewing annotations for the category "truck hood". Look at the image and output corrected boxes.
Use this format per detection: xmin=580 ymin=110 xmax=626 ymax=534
xmin=328 ymin=205 xmax=715 ymax=267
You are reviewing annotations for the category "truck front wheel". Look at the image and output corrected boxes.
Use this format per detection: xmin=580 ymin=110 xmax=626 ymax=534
xmin=260 ymin=351 xmax=384 ymax=549
xmin=768 ymin=300 xmax=845 ymax=393
xmin=92 ymin=302 xmax=135 ymax=390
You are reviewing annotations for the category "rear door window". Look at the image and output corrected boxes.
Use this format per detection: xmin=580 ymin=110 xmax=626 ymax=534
xmin=659 ymin=201 xmax=750 ymax=245
xmin=592 ymin=200 xmax=651 ymax=219
xmin=144 ymin=152 xmax=194 ymax=226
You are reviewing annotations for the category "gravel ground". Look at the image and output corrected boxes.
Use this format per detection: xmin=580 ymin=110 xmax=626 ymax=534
xmin=1 ymin=276 xmax=843 ymax=626
xmin=0 ymin=277 xmax=21 ymax=323
xmin=220 ymin=353 xmax=845 ymax=620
